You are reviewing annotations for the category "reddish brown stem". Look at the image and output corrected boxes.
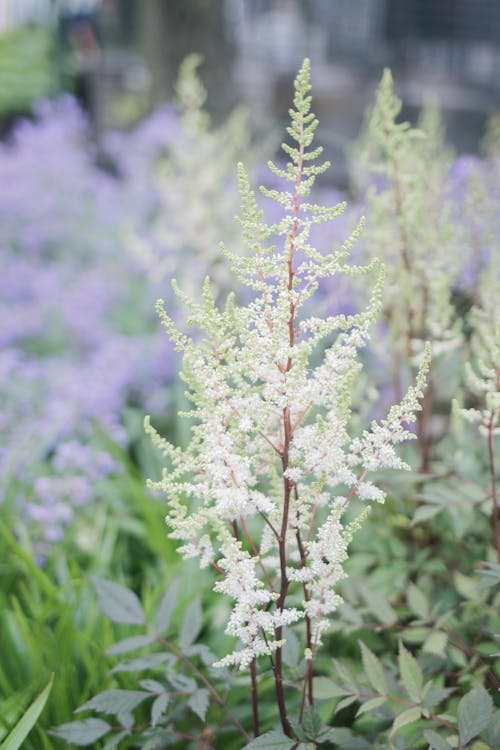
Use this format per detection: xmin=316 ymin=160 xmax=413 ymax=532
xmin=487 ymin=406 xmax=500 ymax=561
xmin=250 ymin=658 xmax=260 ymax=737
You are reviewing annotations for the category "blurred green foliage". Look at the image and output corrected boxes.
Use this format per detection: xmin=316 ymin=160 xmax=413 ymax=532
xmin=0 ymin=25 xmax=55 ymax=115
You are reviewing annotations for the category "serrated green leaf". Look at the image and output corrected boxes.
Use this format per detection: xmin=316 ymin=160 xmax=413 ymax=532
xmin=111 ymin=653 xmax=171 ymax=673
xmin=391 ymin=706 xmax=421 ymax=735
xmin=407 ymin=583 xmax=429 ymax=619
xmin=488 ymin=710 xmax=500 ymax=747
xmin=50 ymin=718 xmax=111 ymax=746
xmin=318 ymin=727 xmax=370 ymax=749
xmin=335 ymin=695 xmax=359 ymax=713
xmin=2 ymin=674 xmax=53 ymax=750
xmin=151 ymin=693 xmax=169 ymax=727
xmin=398 ymin=642 xmax=423 ymax=703
xmin=361 ymin=587 xmax=397 ymax=625
xmin=106 ymin=635 xmax=155 ymax=656
xmin=179 ymin=596 xmax=202 ymax=650
xmin=453 ymin=572 xmax=480 ymax=601
xmin=412 ymin=505 xmax=441 ymax=525
xmin=423 ymin=729 xmax=453 ymax=750
xmin=187 ymin=690 xmax=209 ymax=722
xmin=154 ymin=579 xmax=179 ymax=634
xmin=356 ymin=696 xmax=387 ymax=716
xmin=359 ymin=640 xmax=388 ymax=695
xmin=302 ymin=706 xmax=322 ymax=738
xmin=76 ymin=689 xmax=150 ymax=716
xmin=313 ymin=677 xmax=353 ymax=700
xmin=93 ymin=577 xmax=145 ymax=625
xmin=102 ymin=731 xmax=130 ymax=750
xmin=139 ymin=679 xmax=165 ymax=694
xmin=423 ymin=632 xmax=447 ymax=657
xmin=242 ymin=729 xmax=296 ymax=749
xmin=457 ymin=685 xmax=493 ymax=745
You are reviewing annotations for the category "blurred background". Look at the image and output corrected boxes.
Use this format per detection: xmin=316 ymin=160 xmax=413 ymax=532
xmin=1 ymin=0 xmax=500 ymax=175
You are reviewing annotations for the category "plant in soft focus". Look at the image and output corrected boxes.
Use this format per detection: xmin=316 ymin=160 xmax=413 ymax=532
xmin=353 ymin=70 xmax=461 ymax=471
xmin=453 ymin=265 xmax=499 ymax=559
xmin=126 ymin=54 xmax=250 ymax=299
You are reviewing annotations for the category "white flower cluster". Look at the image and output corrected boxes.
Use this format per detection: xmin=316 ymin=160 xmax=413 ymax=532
xmin=213 ymin=539 xmax=302 ymax=669
xmin=146 ymin=59 xmax=429 ymax=671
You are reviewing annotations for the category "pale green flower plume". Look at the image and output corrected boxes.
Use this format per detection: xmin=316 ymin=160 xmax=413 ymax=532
xmin=146 ymin=59 xmax=430 ymax=670
xmin=354 ymin=69 xmax=461 ymax=365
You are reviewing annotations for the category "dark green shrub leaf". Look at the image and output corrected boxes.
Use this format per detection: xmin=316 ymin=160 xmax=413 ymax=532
xmin=76 ymin=689 xmax=150 ymax=716
xmin=398 ymin=642 xmax=423 ymax=703
xmin=151 ymin=694 xmax=169 ymax=727
xmin=179 ymin=596 xmax=202 ymax=650
xmin=93 ymin=577 xmax=145 ymax=625
xmin=422 ymin=729 xmax=453 ymax=750
xmin=154 ymin=579 xmax=179 ymax=634
xmin=359 ymin=640 xmax=388 ymax=695
xmin=457 ymin=684 xmax=493 ymax=745
xmin=187 ymin=689 xmax=209 ymax=722
xmin=242 ymin=729 xmax=296 ymax=749
xmin=106 ymin=635 xmax=155 ymax=656
xmin=50 ymin=718 xmax=111 ymax=746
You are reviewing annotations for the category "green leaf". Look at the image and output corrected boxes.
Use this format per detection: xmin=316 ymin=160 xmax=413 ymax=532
xmin=187 ymin=690 xmax=209 ymax=722
xmin=335 ymin=695 xmax=359 ymax=713
xmin=318 ymin=727 xmax=370 ymax=749
xmin=356 ymin=696 xmax=387 ymax=716
xmin=302 ymin=706 xmax=322 ymax=738
xmin=111 ymin=653 xmax=171 ymax=673
xmin=93 ymin=577 xmax=145 ymax=625
xmin=151 ymin=694 xmax=169 ymax=727
xmin=407 ymin=583 xmax=429 ymax=619
xmin=2 ymin=674 xmax=53 ymax=750
xmin=412 ymin=505 xmax=442 ymax=525
xmin=282 ymin=626 xmax=300 ymax=668
xmin=102 ymin=731 xmax=130 ymax=749
xmin=179 ymin=596 xmax=202 ymax=650
xmin=313 ymin=677 xmax=353 ymax=700
xmin=50 ymin=718 xmax=111 ymax=746
xmin=359 ymin=640 xmax=388 ymax=695
xmin=360 ymin=587 xmax=397 ymax=625
xmin=76 ymin=689 xmax=150 ymax=716
xmin=139 ymin=679 xmax=165 ymax=694
xmin=488 ymin=710 xmax=500 ymax=747
xmin=242 ymin=729 xmax=296 ymax=749
xmin=453 ymin=572 xmax=480 ymax=601
xmin=154 ymin=579 xmax=179 ymax=635
xmin=457 ymin=684 xmax=493 ymax=745
xmin=423 ymin=631 xmax=447 ymax=657
xmin=422 ymin=729 xmax=453 ymax=750
xmin=391 ymin=706 xmax=421 ymax=735
xmin=106 ymin=635 xmax=155 ymax=656
xmin=398 ymin=642 xmax=423 ymax=703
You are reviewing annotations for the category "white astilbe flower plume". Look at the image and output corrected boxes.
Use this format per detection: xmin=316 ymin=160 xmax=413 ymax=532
xmin=146 ymin=59 xmax=430 ymax=683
